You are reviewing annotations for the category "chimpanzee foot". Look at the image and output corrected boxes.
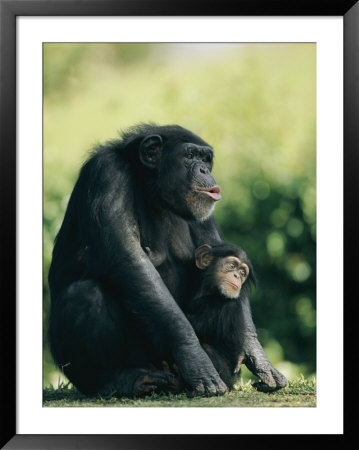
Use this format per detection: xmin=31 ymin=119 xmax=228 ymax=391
xmin=133 ymin=369 xmax=179 ymax=396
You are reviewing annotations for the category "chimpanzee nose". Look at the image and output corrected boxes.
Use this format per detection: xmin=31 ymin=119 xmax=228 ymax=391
xmin=200 ymin=166 xmax=209 ymax=174
xmin=234 ymin=272 xmax=239 ymax=279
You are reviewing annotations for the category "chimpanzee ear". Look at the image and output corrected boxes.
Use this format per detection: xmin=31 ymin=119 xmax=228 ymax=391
xmin=139 ymin=135 xmax=163 ymax=168
xmin=195 ymin=244 xmax=213 ymax=270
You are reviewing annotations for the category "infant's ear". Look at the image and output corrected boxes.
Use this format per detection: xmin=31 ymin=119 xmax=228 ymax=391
xmin=195 ymin=244 xmax=213 ymax=270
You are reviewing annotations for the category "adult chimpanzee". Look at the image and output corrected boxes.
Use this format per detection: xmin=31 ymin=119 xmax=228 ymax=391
xmin=184 ymin=243 xmax=267 ymax=390
xmin=48 ymin=123 xmax=287 ymax=397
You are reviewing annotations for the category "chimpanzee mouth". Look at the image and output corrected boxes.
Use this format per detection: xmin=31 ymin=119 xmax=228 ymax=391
xmin=197 ymin=185 xmax=222 ymax=201
xmin=225 ymin=280 xmax=240 ymax=290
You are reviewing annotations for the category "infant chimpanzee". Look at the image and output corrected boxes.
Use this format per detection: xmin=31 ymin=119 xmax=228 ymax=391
xmin=185 ymin=242 xmax=255 ymax=390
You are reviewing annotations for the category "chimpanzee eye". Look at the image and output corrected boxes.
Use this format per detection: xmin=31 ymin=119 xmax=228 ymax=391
xmin=186 ymin=153 xmax=193 ymax=159
xmin=239 ymin=268 xmax=247 ymax=278
xmin=229 ymin=263 xmax=236 ymax=269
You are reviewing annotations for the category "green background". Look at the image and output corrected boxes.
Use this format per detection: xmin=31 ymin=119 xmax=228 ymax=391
xmin=43 ymin=43 xmax=316 ymax=388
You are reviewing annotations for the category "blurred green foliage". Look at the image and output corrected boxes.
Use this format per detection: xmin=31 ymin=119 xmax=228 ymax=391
xmin=43 ymin=43 xmax=316 ymax=388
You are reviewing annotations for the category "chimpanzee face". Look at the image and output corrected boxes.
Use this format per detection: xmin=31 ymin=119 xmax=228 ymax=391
xmin=214 ymin=256 xmax=249 ymax=299
xmin=195 ymin=244 xmax=250 ymax=300
xmin=139 ymin=136 xmax=221 ymax=221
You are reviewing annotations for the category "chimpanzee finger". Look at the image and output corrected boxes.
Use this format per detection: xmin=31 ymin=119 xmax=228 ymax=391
xmin=137 ymin=384 xmax=159 ymax=395
xmin=253 ymin=367 xmax=288 ymax=392
xmin=255 ymin=370 xmax=277 ymax=389
xmin=149 ymin=370 xmax=176 ymax=385
xmin=271 ymin=368 xmax=288 ymax=388
xmin=160 ymin=361 xmax=171 ymax=372
xmin=186 ymin=382 xmax=206 ymax=398
xmin=172 ymin=363 xmax=180 ymax=377
xmin=253 ymin=381 xmax=277 ymax=392
xmin=204 ymin=382 xmax=217 ymax=396
xmin=133 ymin=369 xmax=176 ymax=396
xmin=214 ymin=378 xmax=228 ymax=395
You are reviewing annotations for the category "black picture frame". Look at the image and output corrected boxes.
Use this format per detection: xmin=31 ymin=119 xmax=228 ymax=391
xmin=1 ymin=1 xmax=356 ymax=448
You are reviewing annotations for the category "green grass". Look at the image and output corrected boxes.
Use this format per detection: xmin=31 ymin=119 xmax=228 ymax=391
xmin=43 ymin=377 xmax=316 ymax=408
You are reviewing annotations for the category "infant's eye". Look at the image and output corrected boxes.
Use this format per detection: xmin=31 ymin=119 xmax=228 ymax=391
xmin=239 ymin=268 xmax=247 ymax=278
xmin=229 ymin=263 xmax=236 ymax=269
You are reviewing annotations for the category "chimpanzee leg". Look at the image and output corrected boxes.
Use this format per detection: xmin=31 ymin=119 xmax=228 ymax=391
xmin=202 ymin=344 xmax=237 ymax=390
xmin=238 ymin=296 xmax=288 ymax=391
xmin=49 ymin=279 xmax=176 ymax=396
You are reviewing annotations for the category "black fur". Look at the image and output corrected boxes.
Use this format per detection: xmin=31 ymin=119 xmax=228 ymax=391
xmin=48 ymin=123 xmax=287 ymax=397
xmin=185 ymin=243 xmax=255 ymax=389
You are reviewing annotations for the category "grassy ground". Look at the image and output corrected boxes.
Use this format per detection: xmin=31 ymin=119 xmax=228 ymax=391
xmin=43 ymin=377 xmax=316 ymax=408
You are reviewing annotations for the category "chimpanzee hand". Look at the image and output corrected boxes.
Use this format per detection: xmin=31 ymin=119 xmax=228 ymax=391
xmin=244 ymin=346 xmax=288 ymax=392
xmin=174 ymin=343 xmax=228 ymax=397
xmin=238 ymin=296 xmax=287 ymax=392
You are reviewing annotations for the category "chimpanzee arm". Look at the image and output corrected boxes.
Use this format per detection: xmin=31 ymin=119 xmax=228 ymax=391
xmin=239 ymin=296 xmax=288 ymax=391
xmin=80 ymin=159 xmax=227 ymax=396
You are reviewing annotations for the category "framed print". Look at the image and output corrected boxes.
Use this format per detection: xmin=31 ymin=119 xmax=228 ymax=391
xmin=1 ymin=0 xmax=357 ymax=448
